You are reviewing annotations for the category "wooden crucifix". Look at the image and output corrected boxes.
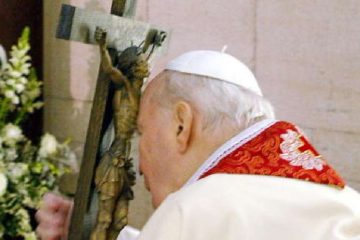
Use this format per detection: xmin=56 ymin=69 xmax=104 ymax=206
xmin=56 ymin=1 xmax=169 ymax=239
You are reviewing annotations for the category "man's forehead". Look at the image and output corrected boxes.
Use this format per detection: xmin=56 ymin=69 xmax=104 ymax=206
xmin=138 ymin=78 xmax=159 ymax=125
xmin=137 ymin=72 xmax=167 ymax=128
xmin=142 ymin=70 xmax=167 ymax=93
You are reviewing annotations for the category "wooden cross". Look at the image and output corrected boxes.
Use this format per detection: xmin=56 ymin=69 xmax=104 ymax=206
xmin=56 ymin=1 xmax=169 ymax=239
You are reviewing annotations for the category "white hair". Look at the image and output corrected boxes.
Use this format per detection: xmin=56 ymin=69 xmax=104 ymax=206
xmin=155 ymin=70 xmax=275 ymax=131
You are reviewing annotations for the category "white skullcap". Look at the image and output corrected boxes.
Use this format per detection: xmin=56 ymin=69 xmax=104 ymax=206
xmin=166 ymin=50 xmax=262 ymax=96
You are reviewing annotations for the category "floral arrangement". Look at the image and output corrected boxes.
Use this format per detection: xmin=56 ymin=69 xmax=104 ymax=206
xmin=0 ymin=27 xmax=76 ymax=239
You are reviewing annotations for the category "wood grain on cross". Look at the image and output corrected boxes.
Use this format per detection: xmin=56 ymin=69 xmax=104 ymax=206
xmin=56 ymin=1 xmax=168 ymax=239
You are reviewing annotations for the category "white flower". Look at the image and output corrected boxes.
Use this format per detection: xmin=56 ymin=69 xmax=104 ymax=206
xmin=11 ymin=95 xmax=20 ymax=105
xmin=15 ymin=83 xmax=25 ymax=93
xmin=9 ymin=163 xmax=28 ymax=179
xmin=12 ymin=47 xmax=29 ymax=58
xmin=9 ymin=57 xmax=19 ymax=66
xmin=22 ymin=55 xmax=31 ymax=63
xmin=0 ymin=45 xmax=6 ymax=70
xmin=39 ymin=133 xmax=58 ymax=157
xmin=19 ymin=63 xmax=31 ymax=75
xmin=2 ymin=123 xmax=23 ymax=145
xmin=18 ymin=76 xmax=27 ymax=84
xmin=4 ymin=89 xmax=15 ymax=98
xmin=7 ymin=78 xmax=16 ymax=86
xmin=0 ymin=172 xmax=8 ymax=196
xmin=27 ymin=88 xmax=41 ymax=99
xmin=5 ymin=148 xmax=18 ymax=161
xmin=8 ymin=70 xmax=22 ymax=78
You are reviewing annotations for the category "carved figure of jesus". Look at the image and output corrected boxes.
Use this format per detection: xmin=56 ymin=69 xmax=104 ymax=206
xmin=90 ymin=27 xmax=149 ymax=240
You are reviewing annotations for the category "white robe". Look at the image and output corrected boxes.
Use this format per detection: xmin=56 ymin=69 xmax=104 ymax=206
xmin=138 ymin=174 xmax=360 ymax=240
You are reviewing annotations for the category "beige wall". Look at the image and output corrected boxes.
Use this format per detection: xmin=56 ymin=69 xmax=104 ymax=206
xmin=44 ymin=0 xmax=360 ymax=228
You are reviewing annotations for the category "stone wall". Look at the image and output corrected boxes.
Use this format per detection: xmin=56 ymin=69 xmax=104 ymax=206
xmin=43 ymin=0 xmax=360 ymax=228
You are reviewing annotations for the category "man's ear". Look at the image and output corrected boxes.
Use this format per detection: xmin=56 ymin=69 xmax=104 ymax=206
xmin=173 ymin=101 xmax=193 ymax=153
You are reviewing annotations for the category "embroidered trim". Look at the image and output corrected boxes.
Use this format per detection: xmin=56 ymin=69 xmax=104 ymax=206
xmin=280 ymin=130 xmax=326 ymax=171
xmin=198 ymin=121 xmax=345 ymax=188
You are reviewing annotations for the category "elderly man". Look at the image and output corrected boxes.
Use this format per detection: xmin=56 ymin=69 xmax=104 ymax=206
xmin=36 ymin=50 xmax=360 ymax=240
